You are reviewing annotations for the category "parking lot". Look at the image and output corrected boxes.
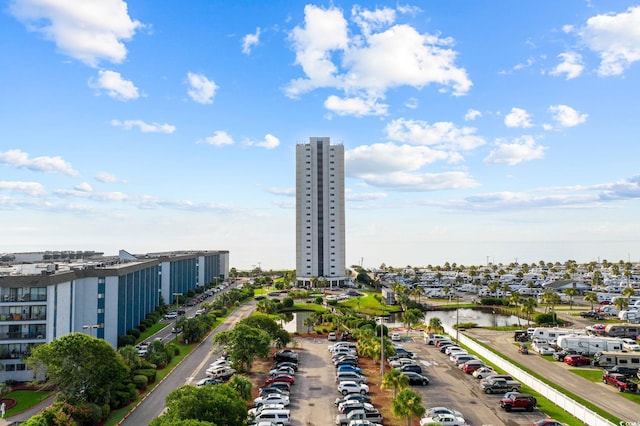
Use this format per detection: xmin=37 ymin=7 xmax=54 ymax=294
xmin=282 ymin=336 xmax=545 ymax=426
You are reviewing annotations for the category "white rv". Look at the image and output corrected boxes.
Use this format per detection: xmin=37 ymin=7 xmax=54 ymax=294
xmin=556 ymin=335 xmax=624 ymax=355
xmin=530 ymin=327 xmax=584 ymax=345
xmin=593 ymin=351 xmax=640 ymax=370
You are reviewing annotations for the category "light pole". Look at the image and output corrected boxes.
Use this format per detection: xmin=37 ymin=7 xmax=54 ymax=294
xmin=173 ymin=292 xmax=183 ymax=316
xmin=82 ymin=324 xmax=99 ymax=338
xmin=377 ymin=316 xmax=385 ymax=377
xmin=455 ymin=293 xmax=460 ymax=342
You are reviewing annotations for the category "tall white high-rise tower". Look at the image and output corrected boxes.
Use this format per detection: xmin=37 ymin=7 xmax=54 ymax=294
xmin=296 ymin=137 xmax=346 ymax=287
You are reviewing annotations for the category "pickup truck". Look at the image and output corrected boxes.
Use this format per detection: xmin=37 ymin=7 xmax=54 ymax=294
xmin=602 ymin=372 xmax=639 ymax=393
xmin=335 ymin=409 xmax=383 ymax=426
xmin=481 ymin=378 xmax=521 ymax=394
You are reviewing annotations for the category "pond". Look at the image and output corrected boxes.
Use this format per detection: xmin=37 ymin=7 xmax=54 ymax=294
xmin=423 ymin=308 xmax=525 ymax=328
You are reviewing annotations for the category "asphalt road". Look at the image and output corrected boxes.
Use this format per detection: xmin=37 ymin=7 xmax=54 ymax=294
xmin=464 ymin=326 xmax=638 ymax=424
xmin=120 ymin=289 xmax=255 ymax=425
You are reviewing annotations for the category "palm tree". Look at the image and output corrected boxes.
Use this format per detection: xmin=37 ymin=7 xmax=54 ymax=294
xmin=563 ymin=288 xmax=579 ymax=310
xmin=227 ymin=375 xmax=252 ymax=401
xmin=622 ymin=286 xmax=636 ymax=308
xmin=521 ymin=297 xmax=537 ymax=325
xmin=410 ymin=287 xmax=423 ymax=304
xmin=429 ymin=317 xmax=443 ymax=334
xmin=392 ymin=388 xmax=426 ymax=426
xmin=583 ymin=291 xmax=598 ymax=311
xmin=509 ymin=291 xmax=522 ymax=326
xmin=614 ymin=296 xmax=629 ymax=315
xmin=488 ymin=281 xmax=499 ymax=297
xmin=303 ymin=315 xmax=315 ymax=334
xmin=381 ymin=368 xmax=409 ymax=399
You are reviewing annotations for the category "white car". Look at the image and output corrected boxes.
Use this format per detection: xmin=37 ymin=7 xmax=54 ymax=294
xmin=533 ymin=345 xmax=556 ymax=355
xmin=472 ymin=367 xmax=495 ymax=379
xmin=337 ymin=381 xmax=369 ymax=395
xmin=253 ymin=394 xmax=290 ymax=407
xmin=425 ymin=407 xmax=463 ymax=418
xmin=389 ymin=358 xmax=416 ymax=368
xmin=269 ymin=366 xmax=295 ymax=377
xmin=420 ymin=413 xmax=467 ymax=425
xmin=622 ymin=338 xmax=640 ymax=351
xmin=248 ymin=403 xmax=288 ymax=416
xmin=391 ymin=332 xmax=401 ymax=341
xmin=164 ymin=311 xmax=177 ymax=319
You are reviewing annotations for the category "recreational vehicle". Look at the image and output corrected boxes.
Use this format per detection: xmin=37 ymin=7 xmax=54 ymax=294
xmin=593 ymin=351 xmax=640 ymax=370
xmin=555 ymin=335 xmax=624 ymax=355
xmin=604 ymin=324 xmax=640 ymax=339
xmin=530 ymin=327 xmax=584 ymax=345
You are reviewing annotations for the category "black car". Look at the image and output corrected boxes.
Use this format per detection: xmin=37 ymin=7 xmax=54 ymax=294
xmin=274 ymin=349 xmax=299 ymax=363
xmin=402 ymin=371 xmax=429 ymax=385
xmin=553 ymin=349 xmax=580 ymax=362
xmin=334 ymin=393 xmax=372 ymax=406
xmin=335 ymin=358 xmax=359 ymax=368
xmin=260 ymin=381 xmax=291 ymax=393
xmin=258 ymin=386 xmax=290 ymax=397
xmin=394 ymin=348 xmax=414 ymax=358
xmin=399 ymin=363 xmax=423 ymax=374
xmin=604 ymin=366 xmax=639 ymax=378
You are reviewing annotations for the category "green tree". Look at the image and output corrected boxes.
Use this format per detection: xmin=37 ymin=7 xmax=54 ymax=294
xmin=509 ymin=291 xmax=522 ymax=326
xmin=583 ymin=291 xmax=598 ymax=311
xmin=428 ymin=317 xmax=443 ymax=334
xmin=213 ymin=324 xmax=270 ymax=373
xmin=563 ymin=288 xmax=579 ymax=310
xmin=381 ymin=368 xmax=409 ymax=399
xmin=401 ymin=309 xmax=423 ymax=335
xmin=392 ymin=388 xmax=426 ymax=426
xmin=622 ymin=286 xmax=636 ymax=308
xmin=226 ymin=375 xmax=252 ymax=401
xmin=118 ymin=345 xmax=142 ymax=369
xmin=614 ymin=296 xmax=629 ymax=314
xmin=151 ymin=384 xmax=246 ymax=426
xmin=521 ymin=297 xmax=537 ymax=325
xmin=26 ymin=333 xmax=129 ymax=406
xmin=303 ymin=315 xmax=316 ymax=334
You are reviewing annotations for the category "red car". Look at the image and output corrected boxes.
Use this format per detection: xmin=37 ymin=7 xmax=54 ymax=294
xmin=461 ymin=361 xmax=484 ymax=374
xmin=532 ymin=420 xmax=566 ymax=426
xmin=265 ymin=374 xmax=295 ymax=385
xmin=563 ymin=354 xmax=590 ymax=366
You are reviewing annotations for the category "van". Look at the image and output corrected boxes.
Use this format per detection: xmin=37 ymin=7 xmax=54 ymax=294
xmin=255 ymin=409 xmax=291 ymax=425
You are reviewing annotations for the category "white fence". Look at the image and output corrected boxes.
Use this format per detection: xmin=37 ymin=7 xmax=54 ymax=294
xmin=441 ymin=324 xmax=615 ymax=426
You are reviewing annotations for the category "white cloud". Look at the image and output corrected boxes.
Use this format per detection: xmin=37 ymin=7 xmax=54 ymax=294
xmin=351 ymin=5 xmax=396 ymax=37
xmin=580 ymin=6 xmax=640 ymax=76
xmin=247 ymin=134 xmax=280 ymax=149
xmin=548 ymin=105 xmax=588 ymax=128
xmin=204 ymin=131 xmax=234 ymax=147
xmin=504 ymin=108 xmax=533 ymax=128
xmin=285 ymin=4 xmax=471 ymax=115
xmin=357 ymin=171 xmax=479 ymax=191
xmin=242 ymin=27 xmax=261 ymax=54
xmin=55 ymin=188 xmax=128 ymax=202
xmin=324 ymin=95 xmax=388 ymax=117
xmin=404 ymin=98 xmax=418 ymax=109
xmin=0 ymin=181 xmax=46 ymax=196
xmin=266 ymin=187 xmax=295 ymax=196
xmin=9 ymin=0 xmax=142 ymax=67
xmin=0 ymin=149 xmax=78 ymax=176
xmin=550 ymin=52 xmax=584 ymax=79
xmin=89 ymin=70 xmax=139 ymax=100
xmin=346 ymin=143 xmax=455 ymax=176
xmin=346 ymin=191 xmax=387 ymax=201
xmin=186 ymin=72 xmax=218 ymax=104
xmin=464 ymin=109 xmax=482 ymax=121
xmin=74 ymin=182 xmax=92 ymax=192
xmin=95 ymin=172 xmax=125 ymax=183
xmin=385 ymin=118 xmax=485 ymax=151
xmin=111 ymin=119 xmax=176 ymax=134
xmin=484 ymin=136 xmax=547 ymax=165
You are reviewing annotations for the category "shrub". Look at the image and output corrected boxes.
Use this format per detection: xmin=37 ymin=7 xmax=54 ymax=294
xmin=314 ymin=296 xmax=323 ymax=304
xmin=137 ymin=323 xmax=146 ymax=332
xmin=127 ymin=328 xmax=141 ymax=339
xmin=101 ymin=404 xmax=110 ymax=420
xmin=134 ymin=368 xmax=157 ymax=383
xmin=282 ymin=297 xmax=294 ymax=308
xmin=118 ymin=334 xmax=135 ymax=348
xmin=133 ymin=374 xmax=148 ymax=390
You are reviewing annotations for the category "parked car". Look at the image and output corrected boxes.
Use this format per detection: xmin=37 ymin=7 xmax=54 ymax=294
xmin=602 ymin=372 xmax=639 ymax=392
xmin=552 ymin=349 xmax=580 ymax=362
xmin=335 ymin=409 xmax=382 ymax=426
xmin=391 ymin=332 xmax=401 ymax=341
xmin=472 ymin=367 xmax=495 ymax=379
xmin=425 ymin=407 xmax=463 ymax=418
xmin=265 ymin=374 xmax=295 ymax=385
xmin=399 ymin=363 xmax=423 ymax=374
xmin=532 ymin=420 xmax=567 ymax=426
xmin=563 ymin=354 xmax=591 ymax=366
xmin=389 ymin=357 xmax=417 ymax=369
xmin=164 ymin=311 xmax=177 ymax=319
xmin=195 ymin=377 xmax=223 ymax=386
xmin=336 ymin=372 xmax=367 ymax=384
xmin=269 ymin=366 xmax=295 ymax=377
xmin=254 ymin=394 xmax=291 ymax=407
xmin=461 ymin=360 xmax=485 ymax=374
xmin=420 ymin=413 xmax=467 ymax=425
xmin=402 ymin=371 xmax=430 ymax=385
xmin=273 ymin=361 xmax=298 ymax=372
xmin=328 ymin=332 xmax=337 ymax=341
xmin=500 ymin=394 xmax=537 ymax=412
xmin=337 ymin=381 xmax=370 ymax=395
xmin=337 ymin=365 xmax=363 ymax=375
xmin=258 ymin=385 xmax=290 ymax=397
xmin=274 ymin=350 xmax=299 ymax=363
xmin=481 ymin=378 xmax=521 ymax=394
xmin=334 ymin=393 xmax=372 ymax=406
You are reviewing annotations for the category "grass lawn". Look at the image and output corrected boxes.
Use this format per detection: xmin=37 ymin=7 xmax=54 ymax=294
xmin=569 ymin=369 xmax=602 ymax=382
xmin=5 ymin=390 xmax=52 ymax=417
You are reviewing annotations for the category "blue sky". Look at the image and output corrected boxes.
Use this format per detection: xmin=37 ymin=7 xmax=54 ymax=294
xmin=2 ymin=0 xmax=640 ymax=270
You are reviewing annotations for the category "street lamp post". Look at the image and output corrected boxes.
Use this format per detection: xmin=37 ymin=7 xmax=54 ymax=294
xmin=377 ymin=316 xmax=385 ymax=377
xmin=82 ymin=324 xmax=99 ymax=338
xmin=455 ymin=293 xmax=460 ymax=342
xmin=173 ymin=292 xmax=183 ymax=316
